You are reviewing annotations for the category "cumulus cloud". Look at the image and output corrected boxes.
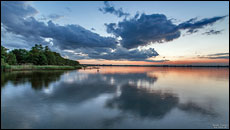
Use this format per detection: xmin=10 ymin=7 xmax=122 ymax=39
xmin=105 ymin=13 xmax=227 ymax=49
xmin=105 ymin=14 xmax=181 ymax=49
xmin=99 ymin=1 xmax=130 ymax=18
xmin=1 ymin=1 xmax=159 ymax=61
xmin=1 ymin=1 xmax=38 ymax=20
xmin=1 ymin=1 xmax=227 ymax=62
xmin=44 ymin=22 xmax=118 ymax=49
xmin=61 ymin=46 xmax=159 ymax=61
xmin=1 ymin=1 xmax=118 ymax=49
xmin=89 ymin=47 xmax=159 ymax=61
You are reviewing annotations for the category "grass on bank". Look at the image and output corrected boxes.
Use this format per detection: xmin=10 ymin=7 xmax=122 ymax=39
xmin=1 ymin=64 xmax=82 ymax=71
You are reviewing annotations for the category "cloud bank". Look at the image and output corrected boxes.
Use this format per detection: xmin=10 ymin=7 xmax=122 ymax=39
xmin=1 ymin=1 xmax=227 ymax=62
xmin=105 ymin=13 xmax=227 ymax=49
xmin=1 ymin=1 xmax=118 ymax=49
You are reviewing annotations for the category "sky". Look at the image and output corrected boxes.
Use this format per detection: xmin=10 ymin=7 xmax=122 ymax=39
xmin=1 ymin=1 xmax=229 ymax=65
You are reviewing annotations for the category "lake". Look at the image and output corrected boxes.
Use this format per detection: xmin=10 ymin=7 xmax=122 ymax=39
xmin=1 ymin=67 xmax=229 ymax=129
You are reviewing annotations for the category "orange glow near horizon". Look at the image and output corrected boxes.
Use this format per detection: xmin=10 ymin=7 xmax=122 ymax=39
xmin=78 ymin=58 xmax=229 ymax=65
xmin=78 ymin=66 xmax=229 ymax=79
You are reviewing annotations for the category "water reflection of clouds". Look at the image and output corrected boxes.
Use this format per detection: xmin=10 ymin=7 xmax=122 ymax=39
xmin=178 ymin=102 xmax=218 ymax=117
xmin=1 ymin=67 xmax=227 ymax=129
xmin=2 ymin=70 xmax=220 ymax=119
xmin=106 ymin=84 xmax=179 ymax=119
xmin=62 ymin=72 xmax=89 ymax=84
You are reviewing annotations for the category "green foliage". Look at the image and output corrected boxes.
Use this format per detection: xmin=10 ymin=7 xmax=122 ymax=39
xmin=12 ymin=49 xmax=29 ymax=64
xmin=1 ymin=44 xmax=80 ymax=66
xmin=1 ymin=46 xmax=8 ymax=63
xmin=5 ymin=65 xmax=82 ymax=71
xmin=29 ymin=51 xmax=48 ymax=65
xmin=44 ymin=46 xmax=56 ymax=65
xmin=39 ymin=53 xmax=48 ymax=65
xmin=6 ymin=52 xmax=17 ymax=65
xmin=1 ymin=58 xmax=7 ymax=65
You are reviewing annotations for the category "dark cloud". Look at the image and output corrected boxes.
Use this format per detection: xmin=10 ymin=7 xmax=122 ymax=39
xmin=89 ymin=47 xmax=159 ymax=61
xmin=105 ymin=13 xmax=181 ymax=49
xmin=1 ymin=2 xmax=117 ymax=49
xmin=105 ymin=13 xmax=227 ymax=49
xmin=1 ymin=1 xmax=38 ymax=21
xmin=1 ymin=2 xmax=51 ymax=47
xmin=1 ymin=1 xmax=227 ymax=62
xmin=186 ymin=29 xmax=199 ymax=35
xmin=178 ymin=16 xmax=227 ymax=33
xmin=44 ymin=22 xmax=118 ymax=49
xmin=207 ymin=53 xmax=229 ymax=56
xmin=62 ymin=46 xmax=159 ymax=61
xmin=1 ymin=1 xmax=159 ymax=61
xmin=198 ymin=53 xmax=229 ymax=59
xmin=145 ymin=59 xmax=170 ymax=62
xmin=208 ymin=56 xmax=229 ymax=59
xmin=202 ymin=29 xmax=223 ymax=35
xmin=99 ymin=1 xmax=130 ymax=18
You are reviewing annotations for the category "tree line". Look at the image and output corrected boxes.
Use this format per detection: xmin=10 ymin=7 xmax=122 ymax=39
xmin=1 ymin=44 xmax=79 ymax=66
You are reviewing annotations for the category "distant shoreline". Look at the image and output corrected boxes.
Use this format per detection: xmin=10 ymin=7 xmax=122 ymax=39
xmin=83 ymin=64 xmax=229 ymax=68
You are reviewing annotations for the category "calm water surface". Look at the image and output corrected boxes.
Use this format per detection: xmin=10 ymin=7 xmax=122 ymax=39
xmin=1 ymin=67 xmax=229 ymax=129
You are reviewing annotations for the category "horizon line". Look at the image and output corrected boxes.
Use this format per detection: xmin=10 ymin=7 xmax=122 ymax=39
xmin=82 ymin=64 xmax=229 ymax=67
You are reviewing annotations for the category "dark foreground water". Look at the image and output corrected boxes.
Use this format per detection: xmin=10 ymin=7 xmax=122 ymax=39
xmin=1 ymin=67 xmax=229 ymax=129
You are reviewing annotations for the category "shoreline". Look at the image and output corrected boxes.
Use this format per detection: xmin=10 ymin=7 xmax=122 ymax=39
xmin=1 ymin=65 xmax=83 ymax=72
xmin=1 ymin=64 xmax=228 ymax=72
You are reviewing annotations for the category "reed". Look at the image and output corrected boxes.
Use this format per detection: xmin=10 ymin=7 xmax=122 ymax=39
xmin=1 ymin=65 xmax=82 ymax=71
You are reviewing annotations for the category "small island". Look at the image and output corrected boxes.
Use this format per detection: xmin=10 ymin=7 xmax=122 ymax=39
xmin=1 ymin=44 xmax=83 ymax=71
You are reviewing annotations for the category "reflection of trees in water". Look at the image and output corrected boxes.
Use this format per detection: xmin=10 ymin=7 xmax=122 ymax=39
xmin=1 ymin=71 xmax=67 ymax=90
xmin=47 ymin=76 xmax=116 ymax=104
xmin=2 ymin=71 xmax=216 ymax=118
xmin=2 ymin=70 xmax=219 ymax=127
xmin=28 ymin=73 xmax=158 ymax=106
xmin=106 ymin=84 xmax=179 ymax=119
